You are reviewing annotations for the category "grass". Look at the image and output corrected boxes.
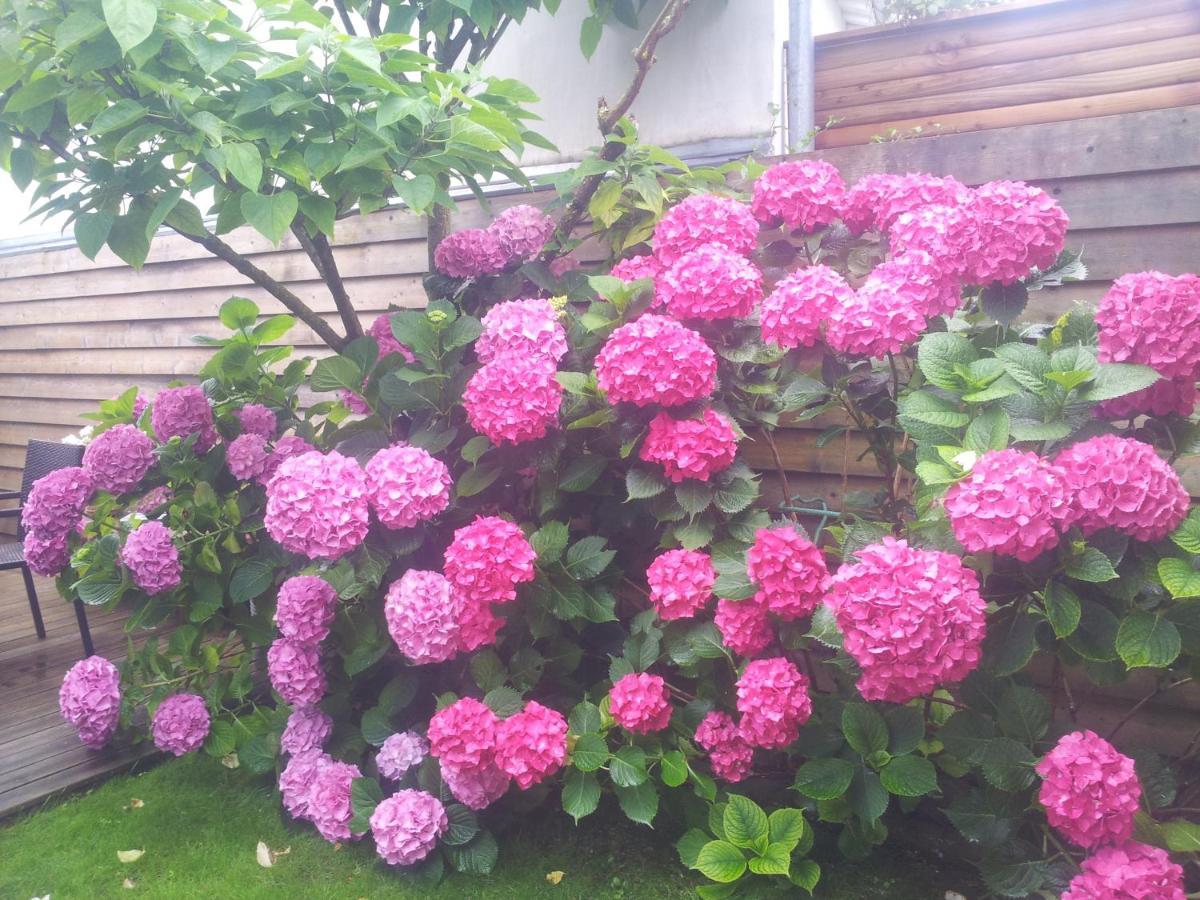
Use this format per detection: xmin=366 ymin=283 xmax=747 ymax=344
xmin=0 ymin=756 xmax=976 ymax=899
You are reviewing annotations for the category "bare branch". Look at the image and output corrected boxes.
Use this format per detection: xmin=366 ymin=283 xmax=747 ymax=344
xmin=314 ymin=231 xmax=362 ymax=339
xmin=333 ymin=0 xmax=358 ymax=36
xmin=366 ymin=0 xmax=382 ymax=37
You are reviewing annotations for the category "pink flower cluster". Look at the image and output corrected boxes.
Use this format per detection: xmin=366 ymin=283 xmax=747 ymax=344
xmin=657 ymin=244 xmax=762 ymax=321
xmin=746 ymin=525 xmax=829 ymax=621
xmin=1062 ymin=841 xmax=1185 ymax=900
xmin=260 ymin=434 xmax=316 ymax=485
xmin=476 ymin=298 xmax=568 ymax=366
xmin=715 ymin=595 xmax=772 ymax=658
xmin=869 ymin=250 xmax=962 ymax=319
xmin=265 ymin=450 xmax=370 ymax=560
xmin=120 ymin=521 xmax=181 ymax=595
xmin=888 ymin=203 xmax=978 ymax=279
xmin=22 ymin=465 xmax=93 ymax=576
xmin=24 ymin=531 xmax=71 ymax=577
xmin=609 ymin=672 xmax=672 ymax=734
xmin=964 ymin=180 xmax=1068 ymax=285
xmin=376 ymin=731 xmax=428 ymax=782
xmin=368 ymin=312 xmax=416 ymax=362
xmin=134 ymin=485 xmax=172 ymax=515
xmin=59 ymin=654 xmax=121 ymax=749
xmin=495 ymin=701 xmax=568 ymax=790
xmin=464 ymin=356 xmax=562 ymax=445
xmin=694 ymin=711 xmax=754 ymax=782
xmin=595 ymin=314 xmax=716 ymax=407
xmin=236 ymin=403 xmax=277 ymax=438
xmin=646 ymin=548 xmax=715 ymax=621
xmin=275 ymin=575 xmax=337 ymax=645
xmin=735 ymin=657 xmax=812 ymax=749
xmin=842 ymin=173 xmax=969 ymax=236
xmin=652 ymin=194 xmax=758 ymax=265
xmin=281 ymin=705 xmax=333 ymax=756
xmin=308 ymin=758 xmax=364 ymax=842
xmin=150 ymin=693 xmax=210 ymax=756
xmin=82 ymin=424 xmax=154 ymax=494
xmin=751 ymin=160 xmax=847 ymax=232
xmin=268 ymin=638 xmax=327 ymax=707
xmin=443 ymin=517 xmax=536 ymax=652
xmin=434 ymin=228 xmax=506 ymax=278
xmin=151 ymin=385 xmax=217 ymax=453
xmin=611 ymin=254 xmax=662 ymax=283
xmin=226 ymin=433 xmax=270 ymax=481
xmin=365 ymin=444 xmax=452 ymax=529
xmin=1036 ymin=730 xmax=1140 ymax=849
xmin=370 ymin=790 xmax=448 ymax=866
xmin=490 ymin=204 xmax=555 ymax=264
xmin=279 ymin=749 xmax=332 ymax=819
xmin=1096 ymin=272 xmax=1200 ymax=380
xmin=640 ymin=409 xmax=737 ymax=483
xmin=826 ymin=538 xmax=986 ymax=703
xmin=385 ymin=570 xmax=462 ymax=665
xmin=760 ymin=265 xmax=853 ymax=350
xmin=824 ymin=277 xmax=927 ymax=359
xmin=428 ymin=697 xmax=510 ymax=809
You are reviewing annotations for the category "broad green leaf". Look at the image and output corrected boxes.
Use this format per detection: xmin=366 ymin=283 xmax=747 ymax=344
xmin=445 ymin=830 xmax=498 ymax=875
xmin=1065 ymin=546 xmax=1118 ymax=583
xmin=790 ymin=858 xmax=821 ymax=893
xmin=74 ymin=210 xmax=115 ymax=260
xmin=614 ymin=781 xmax=658 ymax=826
xmin=723 ymin=795 xmax=769 ymax=850
xmin=310 ymin=355 xmax=362 ymax=393
xmin=993 ymin=343 xmax=1050 ymax=393
xmin=917 ymin=332 xmax=976 ymax=390
xmin=609 ymin=745 xmax=648 ymax=787
xmin=393 ymin=174 xmax=436 ymax=212
xmin=531 ymin=522 xmax=569 ymax=564
xmin=1159 ymin=558 xmax=1200 ymax=599
xmin=880 ymin=755 xmax=938 ymax=797
xmin=997 ymin=686 xmax=1050 ymax=744
xmin=842 ymin=703 xmax=888 ymax=755
xmin=748 ymin=841 xmax=791 ymax=876
xmin=91 ymin=99 xmax=146 ymax=134
xmin=1065 ymin=600 xmax=1121 ymax=662
xmin=964 ymin=407 xmax=1010 ymax=452
xmin=981 ymin=281 xmax=1028 ymax=324
xmin=570 ymin=734 xmax=608 ymax=772
xmin=1116 ymin=612 xmax=1181 ymax=669
xmin=676 ymin=828 xmax=709 ymax=868
xmin=223 ymin=142 xmax=264 ymax=191
xmin=241 ymin=191 xmax=298 ymax=245
xmin=219 ymin=297 xmax=259 ymax=330
xmin=1169 ymin=511 xmax=1200 ymax=555
xmin=1161 ymin=820 xmax=1200 ymax=852
xmin=626 ymin=467 xmax=667 ymax=501
xmin=1042 ymin=582 xmax=1081 ymax=638
xmin=658 ymin=751 xmax=687 ymax=787
xmin=562 ymin=769 xmax=600 ymax=822
xmin=791 ymin=758 xmax=855 ymax=800
xmin=299 ymin=196 xmax=336 ymax=237
xmin=103 ymin=0 xmax=157 ymax=54
xmin=1078 ymin=363 xmax=1160 ymax=403
xmin=693 ymin=840 xmax=746 ymax=883
xmin=767 ymin=808 xmax=805 ymax=846
xmin=978 ymin=738 xmax=1036 ymax=791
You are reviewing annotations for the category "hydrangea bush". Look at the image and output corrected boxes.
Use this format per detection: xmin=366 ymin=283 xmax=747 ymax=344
xmin=36 ymin=159 xmax=1200 ymax=897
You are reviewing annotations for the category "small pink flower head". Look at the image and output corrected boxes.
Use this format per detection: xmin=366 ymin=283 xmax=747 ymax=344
xmin=59 ymin=655 xmax=121 ymax=749
xmin=440 ymin=760 xmax=511 ymax=810
xmin=826 ymin=537 xmax=986 ymax=703
xmin=1096 ymin=376 xmax=1198 ymax=420
xmin=236 ymin=403 xmax=277 ymax=438
xmin=428 ymin=697 xmax=499 ymax=771
xmin=456 ymin=598 xmax=505 ymax=652
xmin=640 ymin=409 xmax=738 ymax=483
xmin=495 ymin=701 xmax=568 ymax=790
xmin=842 ymin=172 xmax=971 ymax=236
xmin=1096 ymin=272 xmax=1200 ymax=380
xmin=1062 ymin=841 xmax=1185 ymax=900
xmin=609 ymin=672 xmax=672 ymax=734
xmin=548 ymin=254 xmax=581 ymax=278
xmin=751 ymin=159 xmax=847 ymax=232
xmin=267 ymin=638 xmax=327 ymax=707
xmin=134 ymin=485 xmax=172 ymax=515
xmin=646 ymin=548 xmax=716 ymax=621
xmin=82 ymin=424 xmax=154 ymax=494
xmin=434 ymin=228 xmax=507 ymax=278
xmin=653 ymin=193 xmax=758 ymax=265
xmin=760 ymin=265 xmax=853 ymax=350
xmin=869 ymin=250 xmax=963 ymax=319
xmin=888 ymin=203 xmax=979 ymax=280
xmin=489 ymin=203 xmax=555 ymax=263
xmin=735 ymin=657 xmax=812 ymax=749
xmin=824 ymin=281 xmax=927 ymax=359
xmin=1054 ymin=434 xmax=1189 ymax=542
xmin=611 ymin=254 xmax=663 ymax=282
xmin=340 ymin=389 xmax=372 ymax=415
xmin=476 ymin=298 xmax=569 ymax=366
xmin=376 ymin=731 xmax=429 ymax=782
xmin=715 ymin=594 xmax=773 ymax=658
xmin=944 ymin=449 xmax=1072 ymax=561
xmin=464 ymin=356 xmax=563 ymax=446
xmin=444 ymin=515 xmax=536 ymax=606
xmin=657 ymin=244 xmax=763 ymax=321
xmin=746 ymin=525 xmax=829 ymax=621
xmin=260 ymin=434 xmax=316 ymax=485
xmin=275 ymin=575 xmax=337 ymax=645
xmin=963 ymin=180 xmax=1068 ymax=285
xmin=384 ymin=570 xmax=462 ymax=665
xmin=226 ymin=433 xmax=270 ymax=481
xmin=264 ymin=450 xmax=370 ymax=560
xmin=120 ymin=521 xmax=181 ymax=595
xmin=368 ymin=313 xmax=416 ymax=363
xmin=695 ymin=711 xmax=754 ymax=782
xmin=595 ymin=314 xmax=717 ymax=408
xmin=22 ymin=466 xmax=93 ymax=538
xmin=151 ymin=385 xmax=217 ymax=453
xmin=281 ymin=705 xmax=333 ymax=756
xmin=308 ymin=759 xmax=364 ymax=843
xmin=279 ymin=749 xmax=331 ymax=819
xmin=24 ymin=530 xmax=71 ymax=577
xmin=365 ymin=444 xmax=452 ymax=530
xmin=131 ymin=393 xmax=149 ymax=420
xmin=370 ymin=790 xmax=448 ymax=866
xmin=151 ymin=693 xmax=210 ymax=757
xmin=1036 ymin=730 xmax=1140 ymax=850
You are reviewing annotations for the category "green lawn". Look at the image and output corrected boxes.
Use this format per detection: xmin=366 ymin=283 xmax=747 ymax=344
xmin=0 ymin=756 xmax=975 ymax=899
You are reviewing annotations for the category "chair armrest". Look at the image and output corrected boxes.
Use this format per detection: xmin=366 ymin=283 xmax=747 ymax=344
xmin=0 ymin=490 xmax=20 ymax=500
xmin=0 ymin=507 xmax=20 ymax=519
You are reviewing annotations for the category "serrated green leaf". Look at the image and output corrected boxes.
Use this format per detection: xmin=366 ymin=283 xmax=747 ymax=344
xmin=723 ymin=795 xmax=769 ymax=849
xmin=1042 ymin=582 xmax=1081 ymax=638
xmin=792 ymin=758 xmax=855 ymax=800
xmin=614 ymin=780 xmax=658 ymax=826
xmin=1116 ymin=612 xmax=1181 ymax=668
xmin=917 ymin=332 xmax=976 ymax=389
xmin=562 ymin=769 xmax=600 ymax=822
xmin=609 ymin=745 xmax=648 ymax=787
xmin=570 ymin=733 xmax=608 ymax=772
xmin=694 ymin=840 xmax=747 ymax=883
xmin=1159 ymin=558 xmax=1200 ymax=599
xmin=1066 ymin=546 xmax=1118 ymax=582
xmin=842 ymin=703 xmax=888 ymax=755
xmin=880 ymin=755 xmax=938 ymax=797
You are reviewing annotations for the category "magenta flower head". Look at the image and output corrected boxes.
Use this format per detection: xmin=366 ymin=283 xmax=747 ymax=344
xmin=653 ymin=193 xmax=758 ymax=265
xmin=869 ymin=249 xmax=963 ymax=319
xmin=428 ymin=697 xmax=499 ymax=772
xmin=22 ymin=466 xmax=93 ymax=538
xmin=495 ymin=701 xmax=568 ymax=790
xmin=226 ymin=433 xmax=270 ymax=481
xmin=735 ymin=657 xmax=812 ymax=749
xmin=24 ymin=530 xmax=71 ymax=577
xmin=440 ymin=760 xmax=511 ymax=810
xmin=595 ymin=314 xmax=717 ymax=408
xmin=1036 ymin=730 xmax=1141 ymax=850
xmin=488 ymin=203 xmax=555 ymax=264
xmin=434 ymin=228 xmax=507 ymax=278
xmin=746 ymin=525 xmax=829 ymax=621
xmin=824 ymin=281 xmax=926 ymax=359
xmin=963 ymin=180 xmax=1068 ymax=285
xmin=760 ymin=264 xmax=853 ymax=351
xmin=82 ymin=424 xmax=154 ymax=494
xmin=236 ymin=403 xmax=277 ymax=438
xmin=281 ymin=705 xmax=333 ymax=756
xmin=365 ymin=444 xmax=452 ymax=530
xmin=695 ymin=710 xmax=754 ymax=783
xmin=609 ymin=672 xmax=672 ymax=734
xmin=151 ymin=693 xmax=210 ymax=756
xmin=384 ymin=570 xmax=462 ymax=665
xmin=59 ymin=655 xmax=121 ymax=749
xmin=1096 ymin=271 xmax=1200 ymax=380
xmin=279 ymin=749 xmax=331 ymax=820
xmin=151 ymin=385 xmax=217 ymax=453
xmin=888 ymin=203 xmax=979 ymax=280
xmin=308 ymin=759 xmax=364 ymax=843
xmin=267 ymin=638 xmax=327 ymax=707
xmin=370 ymin=789 xmax=448 ymax=866
xmin=842 ymin=172 xmax=970 ymax=236
xmin=1062 ymin=841 xmax=1185 ymax=900
xmin=275 ymin=575 xmax=337 ymax=646
xmin=611 ymin=254 xmax=662 ymax=283
xmin=265 ymin=450 xmax=370 ymax=560
xmin=368 ymin=312 xmax=415 ymax=362
xmin=640 ymin=409 xmax=738 ymax=483
xmin=456 ymin=598 xmax=505 ymax=654
xmin=120 ymin=520 xmax=181 ymax=595
xmin=476 ymin=298 xmax=568 ymax=366
xmin=646 ymin=548 xmax=716 ymax=621
xmin=715 ymin=594 xmax=773 ymax=658
xmin=657 ymin=244 xmax=763 ymax=321
xmin=463 ymin=356 xmax=563 ymax=446
xmin=444 ymin=515 xmax=536 ymax=606
xmin=376 ymin=731 xmax=429 ymax=782
xmin=751 ymin=159 xmax=847 ymax=232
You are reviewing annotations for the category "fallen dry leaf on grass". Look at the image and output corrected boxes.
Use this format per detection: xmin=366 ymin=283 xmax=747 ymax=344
xmin=220 ymin=753 xmax=239 ymax=769
xmin=256 ymin=841 xmax=291 ymax=867
xmin=129 ymin=798 xmax=144 ymax=809
xmin=117 ymin=849 xmax=145 ymax=863
xmin=546 ymin=871 xmax=565 ymax=885
xmin=123 ymin=878 xmax=136 ymax=889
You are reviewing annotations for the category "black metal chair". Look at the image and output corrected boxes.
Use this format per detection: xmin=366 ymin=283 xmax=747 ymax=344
xmin=0 ymin=439 xmax=94 ymax=657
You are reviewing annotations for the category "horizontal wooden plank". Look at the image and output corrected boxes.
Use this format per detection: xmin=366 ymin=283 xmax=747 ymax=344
xmin=1064 ymin=223 xmax=1200 ymax=280
xmin=1034 ymin=168 xmax=1200 ymax=230
xmin=0 ymin=375 xmax=177 ymax=401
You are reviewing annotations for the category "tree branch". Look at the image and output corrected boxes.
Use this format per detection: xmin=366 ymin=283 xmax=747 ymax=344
xmin=313 ymin=231 xmax=362 ymax=339
xmin=333 ymin=0 xmax=357 ymax=36
xmin=366 ymin=0 xmax=382 ymax=37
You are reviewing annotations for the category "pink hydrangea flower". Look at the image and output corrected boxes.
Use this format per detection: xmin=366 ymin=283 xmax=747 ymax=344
xmin=1036 ymin=730 xmax=1140 ymax=849
xmin=150 ymin=693 xmax=210 ymax=756
xmin=365 ymin=444 xmax=452 ymax=529
xmin=456 ymin=600 xmax=505 ymax=653
xmin=275 ymin=575 xmax=337 ymax=646
xmin=132 ymin=393 xmax=148 ymax=420
xmin=265 ymin=450 xmax=370 ymax=560
xmin=746 ymin=525 xmax=829 ymax=621
xmin=434 ymin=228 xmax=507 ymax=278
xmin=370 ymin=790 xmax=448 ymax=866
xmin=134 ymin=485 xmax=172 ymax=515
xmin=869 ymin=250 xmax=963 ymax=319
xmin=657 ymin=244 xmax=763 ymax=321
xmin=428 ymin=697 xmax=500 ymax=772
xmin=548 ymin=254 xmax=580 ymax=278
xmin=59 ymin=655 xmax=121 ymax=749
xmin=22 ymin=466 xmax=93 ymax=538
xmin=595 ymin=314 xmax=717 ymax=408
xmin=281 ymin=706 xmax=333 ymax=756
xmin=760 ymin=265 xmax=853 ymax=350
xmin=1062 ymin=841 xmax=1185 ymax=900
xmin=653 ymin=193 xmax=758 ymax=265
xmin=267 ymin=638 xmax=327 ymax=707
xmin=489 ymin=203 xmax=555 ymax=263
xmin=1096 ymin=377 xmax=1198 ymax=420
xmin=609 ymin=672 xmax=672 ymax=734
xmin=495 ymin=701 xmax=568 ymax=789
xmin=236 ymin=403 xmax=277 ymax=438
xmin=963 ymin=180 xmax=1068 ymax=285
xmin=260 ymin=434 xmax=316 ymax=485
xmin=340 ymin=389 xmax=372 ymax=415
xmin=368 ymin=312 xmax=416 ymax=363
xmin=640 ymin=409 xmax=738 ymax=483
xmin=944 ymin=449 xmax=1071 ymax=561
xmin=824 ymin=280 xmax=927 ymax=358
xmin=376 ymin=731 xmax=429 ymax=782
xmin=384 ymin=570 xmax=462 ymax=665
xmin=24 ymin=530 xmax=71 ymax=577
xmin=279 ymin=749 xmax=331 ymax=819
xmin=646 ymin=548 xmax=716 ymax=621
xmin=695 ymin=711 xmax=754 ymax=782
xmin=151 ymin=385 xmax=217 ymax=453
xmin=1096 ymin=272 xmax=1200 ymax=380
xmin=308 ymin=759 xmax=364 ymax=843
xmin=477 ymin=298 xmax=569 ymax=366
xmin=120 ymin=521 xmax=181 ymax=595
xmin=888 ymin=203 xmax=979 ymax=280
xmin=715 ymin=594 xmax=773 ymax=658
xmin=82 ymin=424 xmax=154 ymax=494
xmin=826 ymin=537 xmax=986 ymax=703
xmin=464 ymin=356 xmax=563 ymax=445
xmin=611 ymin=254 xmax=662 ymax=282
xmin=1054 ymin=434 xmax=1189 ymax=542
xmin=751 ymin=159 xmax=847 ymax=232
xmin=226 ymin=433 xmax=270 ymax=481
xmin=440 ymin=759 xmax=511 ymax=810
xmin=444 ymin=516 xmax=536 ymax=606
xmin=842 ymin=172 xmax=970 ymax=236
xmin=735 ymin=657 xmax=812 ymax=749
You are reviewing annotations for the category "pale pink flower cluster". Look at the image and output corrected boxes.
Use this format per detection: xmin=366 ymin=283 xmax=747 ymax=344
xmin=715 ymin=595 xmax=773 ymax=658
xmin=1062 ymin=841 xmax=1185 ymax=900
xmin=281 ymin=705 xmax=333 ymax=756
xmin=657 ymin=244 xmax=763 ymax=321
xmin=368 ymin=312 xmax=416 ymax=362
xmin=279 ymin=749 xmax=332 ymax=819
xmin=608 ymin=672 xmax=672 ymax=734
xmin=365 ymin=444 xmax=452 ymax=529
xmin=760 ymin=265 xmax=853 ymax=350
xmin=434 ymin=228 xmax=506 ymax=278
xmin=132 ymin=393 xmax=148 ymax=420
xmin=1036 ymin=730 xmax=1140 ymax=849
xmin=842 ymin=173 xmax=970 ymax=235
xmin=59 ymin=654 xmax=121 ymax=749
xmin=1096 ymin=272 xmax=1200 ymax=380
xmin=652 ymin=193 xmax=758 ymax=265
xmin=308 ymin=758 xmax=364 ymax=843
xmin=151 ymin=385 xmax=217 ymax=453
xmin=428 ymin=697 xmax=511 ymax=809
xmin=376 ymin=731 xmax=428 ymax=782
xmin=120 ymin=521 xmax=181 ymax=595
xmin=264 ymin=450 xmax=370 ymax=560
xmin=370 ymin=790 xmax=448 ymax=866
xmin=490 ymin=204 xmax=555 ymax=264
xmin=82 ymin=424 xmax=154 ymax=494
xmin=150 ymin=693 xmax=210 ymax=756
xmin=943 ymin=449 xmax=1071 ymax=561
xmin=964 ymin=180 xmax=1068 ymax=284
xmin=260 ymin=434 xmax=316 ymax=485
xmin=646 ymin=548 xmax=716 ymax=621
xmin=751 ymin=160 xmax=847 ymax=232
xmin=640 ymin=409 xmax=738 ymax=483
xmin=494 ymin=700 xmax=569 ymax=790
xmin=1097 ymin=377 xmax=1198 ymax=420
xmin=735 ymin=657 xmax=812 ymax=749
xmin=236 ymin=403 xmax=277 ymax=438
xmin=275 ymin=575 xmax=337 ymax=645
xmin=746 ymin=525 xmax=829 ymax=621
xmin=826 ymin=538 xmax=986 ymax=703
xmin=464 ymin=356 xmax=563 ymax=445
xmin=476 ymin=298 xmax=568 ymax=365
xmin=694 ymin=711 xmax=754 ymax=783
xmin=267 ymin=638 xmax=327 ymax=707
xmin=22 ymin=466 xmax=93 ymax=538
xmin=595 ymin=314 xmax=717 ymax=407
xmin=384 ymin=570 xmax=462 ymax=665
xmin=610 ymin=254 xmax=662 ymax=283
xmin=226 ymin=433 xmax=270 ymax=481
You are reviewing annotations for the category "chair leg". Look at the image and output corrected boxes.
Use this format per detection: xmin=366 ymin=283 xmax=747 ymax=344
xmin=21 ymin=564 xmax=47 ymax=639
xmin=74 ymin=598 xmax=95 ymax=658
